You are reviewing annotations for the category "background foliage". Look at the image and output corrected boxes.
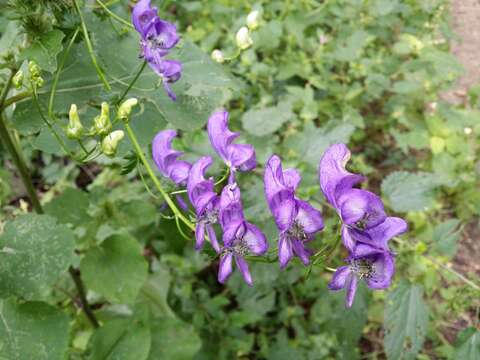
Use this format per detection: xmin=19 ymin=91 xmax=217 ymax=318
xmin=0 ymin=0 xmax=479 ymax=359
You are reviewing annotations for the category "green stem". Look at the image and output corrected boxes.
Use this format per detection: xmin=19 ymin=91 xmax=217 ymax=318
xmin=73 ymin=0 xmax=111 ymax=91
xmin=124 ymin=122 xmax=195 ymax=231
xmin=48 ymin=28 xmax=80 ymax=118
xmin=0 ymin=91 xmax=32 ymax=111
xmin=95 ymin=0 xmax=134 ymax=29
xmin=117 ymin=61 xmax=147 ymax=106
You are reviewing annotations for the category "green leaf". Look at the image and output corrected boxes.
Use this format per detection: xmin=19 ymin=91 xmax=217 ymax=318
xmin=384 ymin=282 xmax=429 ymax=360
xmin=19 ymin=30 xmax=65 ymax=73
xmin=0 ymin=299 xmax=70 ymax=360
xmin=89 ymin=318 xmax=151 ymax=360
xmin=333 ymin=30 xmax=370 ymax=61
xmin=80 ymin=233 xmax=148 ymax=303
xmin=454 ymin=327 xmax=480 ymax=360
xmin=0 ymin=214 xmax=76 ymax=299
xmin=44 ymin=187 xmax=91 ymax=226
xmin=148 ymin=317 xmax=201 ymax=360
xmin=381 ymin=171 xmax=441 ymax=212
xmin=137 ymin=266 xmax=175 ymax=318
xmin=242 ymin=102 xmax=294 ymax=136
xmin=283 ymin=122 xmax=355 ymax=166
xmin=432 ymin=219 xmax=462 ymax=258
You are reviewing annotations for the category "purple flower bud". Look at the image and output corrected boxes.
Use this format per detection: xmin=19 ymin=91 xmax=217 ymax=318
xmin=264 ymin=155 xmax=324 ymax=269
xmin=207 ymin=110 xmax=256 ymax=181
xmin=152 ymin=130 xmax=191 ymax=186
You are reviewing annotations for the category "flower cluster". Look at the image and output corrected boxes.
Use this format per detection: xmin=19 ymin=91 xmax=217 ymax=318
xmin=319 ymin=144 xmax=407 ymax=307
xmin=132 ymin=0 xmax=181 ymax=101
xmin=151 ymin=112 xmax=407 ymax=299
xmin=153 ymin=109 xmax=267 ymax=285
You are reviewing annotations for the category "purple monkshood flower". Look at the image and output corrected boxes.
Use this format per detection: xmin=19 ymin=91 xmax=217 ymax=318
xmin=264 ymin=155 xmax=324 ymax=269
xmin=319 ymin=143 xmax=407 ymax=307
xmin=207 ymin=110 xmax=256 ymax=183
xmin=328 ymin=243 xmax=395 ymax=308
xmin=132 ymin=0 xmax=181 ymax=101
xmin=217 ymin=182 xmax=268 ymax=286
xmin=152 ymin=130 xmax=191 ymax=186
xmin=319 ymin=144 xmax=407 ymax=252
xmin=187 ymin=156 xmax=220 ymax=253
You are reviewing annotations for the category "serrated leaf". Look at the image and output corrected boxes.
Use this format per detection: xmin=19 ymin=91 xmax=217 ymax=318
xmin=242 ymin=102 xmax=293 ymax=136
xmin=0 ymin=299 xmax=70 ymax=360
xmin=148 ymin=317 xmax=201 ymax=360
xmin=0 ymin=214 xmax=76 ymax=299
xmin=384 ymin=282 xmax=429 ymax=360
xmin=80 ymin=233 xmax=148 ymax=303
xmin=432 ymin=219 xmax=462 ymax=258
xmin=284 ymin=122 xmax=355 ymax=166
xmin=89 ymin=318 xmax=151 ymax=360
xmin=19 ymin=30 xmax=65 ymax=73
xmin=44 ymin=187 xmax=91 ymax=226
xmin=381 ymin=171 xmax=441 ymax=212
xmin=454 ymin=327 xmax=480 ymax=360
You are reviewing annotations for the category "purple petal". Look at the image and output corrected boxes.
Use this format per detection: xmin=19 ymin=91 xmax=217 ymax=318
xmin=149 ymin=19 xmax=180 ymax=49
xmin=264 ymin=155 xmax=295 ymax=203
xmin=341 ymin=225 xmax=356 ymax=253
xmin=345 ymin=273 xmax=358 ymax=308
xmin=319 ymin=143 xmax=364 ymax=209
xmin=363 ymin=217 xmax=408 ymax=250
xmin=234 ymin=255 xmax=253 ymax=286
xmin=207 ymin=110 xmax=239 ymax=163
xmin=218 ymin=252 xmax=233 ymax=284
xmin=187 ymin=156 xmax=216 ymax=215
xmin=175 ymin=194 xmax=189 ymax=212
xmin=222 ymin=220 xmax=244 ymax=247
xmin=243 ymin=222 xmax=268 ymax=255
xmin=195 ymin=222 xmax=205 ymax=250
xmin=270 ymin=195 xmax=296 ymax=232
xmin=291 ymin=239 xmax=311 ymax=266
xmin=278 ymin=235 xmax=293 ymax=269
xmin=162 ymin=81 xmax=177 ymax=101
xmin=206 ymin=224 xmax=220 ymax=253
xmin=283 ymin=168 xmax=301 ymax=191
xmin=131 ymin=0 xmax=157 ymax=36
xmin=294 ymin=200 xmax=324 ymax=234
xmin=328 ymin=266 xmax=351 ymax=290
xmin=337 ymin=189 xmax=386 ymax=229
xmin=152 ymin=130 xmax=191 ymax=185
xmin=366 ymin=251 xmax=395 ymax=289
xmin=352 ymin=242 xmax=383 ymax=258
xmin=226 ymin=143 xmax=256 ymax=171
xmin=219 ymin=183 xmax=244 ymax=230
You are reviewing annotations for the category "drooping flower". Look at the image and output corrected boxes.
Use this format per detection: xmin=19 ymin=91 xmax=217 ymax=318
xmin=328 ymin=243 xmax=395 ymax=308
xmin=152 ymin=130 xmax=191 ymax=186
xmin=207 ymin=110 xmax=256 ymax=182
xmin=264 ymin=155 xmax=324 ymax=269
xmin=217 ymin=183 xmax=268 ymax=286
xmin=187 ymin=156 xmax=220 ymax=253
xmin=132 ymin=0 xmax=181 ymax=101
xmin=319 ymin=144 xmax=407 ymax=252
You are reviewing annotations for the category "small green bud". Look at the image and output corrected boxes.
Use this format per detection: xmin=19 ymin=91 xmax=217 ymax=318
xmin=28 ymin=61 xmax=44 ymax=88
xmin=101 ymin=130 xmax=124 ymax=157
xmin=12 ymin=71 xmax=24 ymax=89
xmin=246 ymin=10 xmax=261 ymax=30
xmin=118 ymin=98 xmax=138 ymax=121
xmin=66 ymin=104 xmax=84 ymax=139
xmin=93 ymin=102 xmax=112 ymax=136
xmin=236 ymin=27 xmax=253 ymax=50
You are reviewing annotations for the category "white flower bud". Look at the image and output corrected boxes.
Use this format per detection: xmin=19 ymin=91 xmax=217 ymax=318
xmin=211 ymin=49 xmax=225 ymax=63
xmin=93 ymin=102 xmax=112 ymax=136
xmin=246 ymin=10 xmax=261 ymax=30
xmin=236 ymin=27 xmax=253 ymax=50
xmin=66 ymin=104 xmax=84 ymax=140
xmin=12 ymin=70 xmax=23 ymax=89
xmin=464 ymin=127 xmax=473 ymax=135
xmin=101 ymin=130 xmax=124 ymax=157
xmin=118 ymin=98 xmax=138 ymax=121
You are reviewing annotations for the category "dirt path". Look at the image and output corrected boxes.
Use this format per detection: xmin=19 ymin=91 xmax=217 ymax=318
xmin=444 ymin=0 xmax=480 ymax=103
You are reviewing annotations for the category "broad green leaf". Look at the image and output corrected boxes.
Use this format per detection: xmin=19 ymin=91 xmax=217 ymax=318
xmin=0 ymin=299 xmax=70 ymax=360
xmin=19 ymin=30 xmax=65 ymax=73
xmin=333 ymin=30 xmax=370 ymax=61
xmin=392 ymin=80 xmax=422 ymax=94
xmin=242 ymin=102 xmax=293 ymax=136
xmin=0 ymin=214 xmax=75 ymax=299
xmin=148 ymin=317 xmax=201 ymax=360
xmin=283 ymin=122 xmax=355 ymax=166
xmin=432 ymin=219 xmax=462 ymax=258
xmin=89 ymin=318 xmax=151 ymax=360
xmin=44 ymin=187 xmax=91 ymax=226
xmin=80 ymin=233 xmax=148 ymax=303
xmin=137 ymin=265 xmax=175 ymax=318
xmin=454 ymin=327 xmax=480 ymax=360
xmin=384 ymin=282 xmax=429 ymax=360
xmin=381 ymin=171 xmax=441 ymax=212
